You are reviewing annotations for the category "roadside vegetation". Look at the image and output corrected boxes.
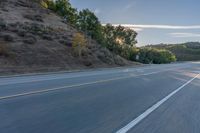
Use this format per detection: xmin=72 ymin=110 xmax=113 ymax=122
xmin=146 ymin=42 xmax=200 ymax=61
xmin=72 ymin=32 xmax=87 ymax=57
xmin=41 ymin=0 xmax=176 ymax=64
xmin=138 ymin=48 xmax=176 ymax=64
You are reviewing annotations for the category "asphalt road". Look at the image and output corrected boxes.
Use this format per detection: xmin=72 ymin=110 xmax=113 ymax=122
xmin=0 ymin=62 xmax=199 ymax=133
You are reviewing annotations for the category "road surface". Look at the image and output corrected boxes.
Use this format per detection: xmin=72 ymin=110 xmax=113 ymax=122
xmin=0 ymin=62 xmax=200 ymax=133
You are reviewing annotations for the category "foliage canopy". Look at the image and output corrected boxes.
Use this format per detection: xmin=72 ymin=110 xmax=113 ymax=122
xmin=43 ymin=0 xmax=176 ymax=64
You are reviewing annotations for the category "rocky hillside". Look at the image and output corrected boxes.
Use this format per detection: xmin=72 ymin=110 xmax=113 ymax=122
xmin=0 ymin=0 xmax=138 ymax=75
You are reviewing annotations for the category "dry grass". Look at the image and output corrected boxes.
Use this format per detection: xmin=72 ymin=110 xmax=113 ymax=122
xmin=0 ymin=42 xmax=9 ymax=57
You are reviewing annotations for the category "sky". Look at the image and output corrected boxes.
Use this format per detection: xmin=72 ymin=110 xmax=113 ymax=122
xmin=70 ymin=0 xmax=200 ymax=46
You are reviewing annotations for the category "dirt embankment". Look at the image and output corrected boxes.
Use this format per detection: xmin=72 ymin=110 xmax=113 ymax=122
xmin=0 ymin=0 xmax=140 ymax=75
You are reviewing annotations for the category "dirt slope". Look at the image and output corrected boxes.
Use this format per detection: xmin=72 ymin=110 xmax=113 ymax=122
xmin=0 ymin=0 xmax=139 ymax=75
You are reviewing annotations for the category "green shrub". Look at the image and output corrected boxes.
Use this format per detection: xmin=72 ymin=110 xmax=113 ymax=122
xmin=138 ymin=48 xmax=176 ymax=64
xmin=40 ymin=0 xmax=48 ymax=8
xmin=72 ymin=32 xmax=87 ymax=57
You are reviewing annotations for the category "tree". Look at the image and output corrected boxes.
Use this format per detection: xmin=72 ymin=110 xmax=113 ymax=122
xmin=102 ymin=24 xmax=116 ymax=51
xmin=102 ymin=24 xmax=138 ymax=59
xmin=47 ymin=0 xmax=78 ymax=25
xmin=113 ymin=25 xmax=137 ymax=47
xmin=45 ymin=0 xmax=57 ymax=10
xmin=77 ymin=9 xmax=103 ymax=43
xmin=123 ymin=28 xmax=138 ymax=47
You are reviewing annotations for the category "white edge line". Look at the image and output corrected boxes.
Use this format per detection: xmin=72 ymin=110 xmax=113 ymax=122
xmin=116 ymin=73 xmax=200 ymax=133
xmin=0 ymin=69 xmax=174 ymax=101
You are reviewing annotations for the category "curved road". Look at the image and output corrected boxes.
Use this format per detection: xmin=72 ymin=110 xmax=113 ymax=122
xmin=0 ymin=62 xmax=200 ymax=133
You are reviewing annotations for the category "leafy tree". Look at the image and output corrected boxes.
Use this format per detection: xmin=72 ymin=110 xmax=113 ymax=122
xmin=123 ymin=28 xmax=138 ymax=47
xmin=114 ymin=25 xmax=137 ymax=46
xmin=46 ymin=0 xmax=57 ymax=11
xmin=43 ymin=0 xmax=176 ymax=64
xmin=102 ymin=24 xmax=116 ymax=51
xmin=77 ymin=9 xmax=103 ymax=43
xmin=47 ymin=0 xmax=78 ymax=25
xmin=102 ymin=24 xmax=138 ymax=59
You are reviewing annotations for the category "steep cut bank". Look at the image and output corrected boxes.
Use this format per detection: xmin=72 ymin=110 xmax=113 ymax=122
xmin=0 ymin=0 xmax=139 ymax=75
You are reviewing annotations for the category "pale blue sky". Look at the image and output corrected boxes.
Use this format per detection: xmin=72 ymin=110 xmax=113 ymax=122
xmin=70 ymin=0 xmax=200 ymax=46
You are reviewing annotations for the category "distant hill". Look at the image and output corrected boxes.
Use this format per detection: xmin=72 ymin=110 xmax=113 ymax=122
xmin=146 ymin=42 xmax=200 ymax=61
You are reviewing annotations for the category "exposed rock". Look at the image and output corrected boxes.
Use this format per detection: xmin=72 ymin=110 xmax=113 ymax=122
xmin=96 ymin=51 xmax=114 ymax=64
xmin=1 ymin=8 xmax=9 ymax=12
xmin=0 ymin=34 xmax=15 ymax=42
xmin=24 ymin=14 xmax=43 ymax=22
xmin=82 ymin=60 xmax=93 ymax=67
xmin=59 ymin=40 xmax=67 ymax=45
xmin=42 ymin=34 xmax=53 ymax=40
xmin=114 ymin=55 xmax=126 ymax=66
xmin=23 ymin=35 xmax=37 ymax=44
xmin=17 ymin=30 xmax=26 ymax=37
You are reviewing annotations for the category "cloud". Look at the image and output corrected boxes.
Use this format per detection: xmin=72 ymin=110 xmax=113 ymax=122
xmin=131 ymin=28 xmax=143 ymax=31
xmin=107 ymin=24 xmax=200 ymax=31
xmin=102 ymin=23 xmax=200 ymax=32
xmin=102 ymin=24 xmax=143 ymax=31
xmin=113 ymin=24 xmax=200 ymax=29
xmin=170 ymin=33 xmax=200 ymax=38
